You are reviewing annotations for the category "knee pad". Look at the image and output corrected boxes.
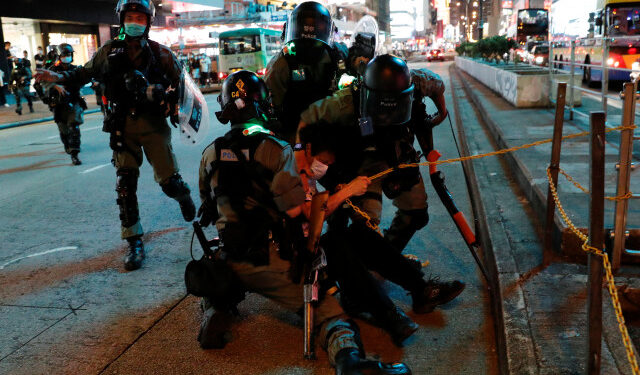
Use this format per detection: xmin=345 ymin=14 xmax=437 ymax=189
xmin=161 ymin=173 xmax=191 ymax=199
xmin=323 ymin=318 xmax=363 ymax=363
xmin=116 ymin=169 xmax=140 ymax=227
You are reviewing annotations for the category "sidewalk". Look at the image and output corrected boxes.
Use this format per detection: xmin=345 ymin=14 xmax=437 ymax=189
xmin=0 ymin=98 xmax=102 ymax=130
xmin=452 ymin=65 xmax=640 ymax=374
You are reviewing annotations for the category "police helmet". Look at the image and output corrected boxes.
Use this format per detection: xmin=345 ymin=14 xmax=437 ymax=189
xmin=58 ymin=43 xmax=74 ymax=57
xmin=284 ymin=1 xmax=334 ymax=46
xmin=215 ymin=70 xmax=272 ymax=124
xmin=362 ymin=54 xmax=414 ymax=127
xmin=116 ymin=0 xmax=156 ymax=24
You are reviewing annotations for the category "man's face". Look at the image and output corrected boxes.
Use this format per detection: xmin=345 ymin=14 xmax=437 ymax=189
xmin=124 ymin=11 xmax=148 ymax=25
xmin=5 ymin=43 xmax=10 ymax=51
xmin=23 ymin=52 xmax=28 ymax=58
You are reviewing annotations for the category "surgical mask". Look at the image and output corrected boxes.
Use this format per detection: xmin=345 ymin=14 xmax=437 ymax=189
xmin=61 ymin=56 xmax=72 ymax=64
xmin=124 ymin=23 xmax=147 ymax=37
xmin=309 ymin=158 xmax=329 ymax=179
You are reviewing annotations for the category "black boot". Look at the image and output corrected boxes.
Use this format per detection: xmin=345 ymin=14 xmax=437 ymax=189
xmin=70 ymin=152 xmax=81 ymax=165
xmin=335 ymin=348 xmax=412 ymax=375
xmin=28 ymin=103 xmax=34 ymax=113
xmin=124 ymin=236 xmax=144 ymax=271
xmin=15 ymin=108 xmax=22 ymax=115
xmin=382 ymin=306 xmax=419 ymax=347
xmin=412 ymin=277 xmax=466 ymax=314
xmin=198 ymin=305 xmax=234 ymax=349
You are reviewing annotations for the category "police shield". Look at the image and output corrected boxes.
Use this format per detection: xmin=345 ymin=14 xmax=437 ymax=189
xmin=178 ymin=67 xmax=210 ymax=145
xmin=351 ymin=15 xmax=379 ymax=52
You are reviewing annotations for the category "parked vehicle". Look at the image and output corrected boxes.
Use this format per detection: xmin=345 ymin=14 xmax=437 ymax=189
xmin=427 ymin=49 xmax=444 ymax=62
xmin=528 ymin=44 xmax=549 ymax=66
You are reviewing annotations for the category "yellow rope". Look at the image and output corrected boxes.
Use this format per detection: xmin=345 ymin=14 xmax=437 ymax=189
xmin=556 ymin=168 xmax=633 ymax=201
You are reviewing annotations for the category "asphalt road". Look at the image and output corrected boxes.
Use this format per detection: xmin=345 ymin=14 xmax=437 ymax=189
xmin=0 ymin=62 xmax=498 ymax=374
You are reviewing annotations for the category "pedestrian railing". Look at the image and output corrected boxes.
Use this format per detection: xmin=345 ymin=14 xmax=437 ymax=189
xmin=344 ymin=78 xmax=640 ymax=374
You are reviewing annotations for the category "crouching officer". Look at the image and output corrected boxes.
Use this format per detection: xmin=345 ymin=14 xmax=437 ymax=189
xmin=197 ymin=70 xmax=411 ymax=374
xmin=265 ymin=1 xmax=346 ymax=144
xmin=9 ymin=58 xmax=33 ymax=115
xmin=299 ymin=54 xmax=448 ymax=253
xmin=41 ymin=43 xmax=87 ymax=165
xmin=35 ymin=0 xmax=196 ymax=271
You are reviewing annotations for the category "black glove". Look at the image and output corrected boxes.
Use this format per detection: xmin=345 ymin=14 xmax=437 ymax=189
xmin=197 ymin=197 xmax=218 ymax=227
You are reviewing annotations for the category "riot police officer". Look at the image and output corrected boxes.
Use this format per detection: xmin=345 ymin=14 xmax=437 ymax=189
xmin=36 ymin=0 xmax=196 ymax=271
xmin=298 ymin=55 xmax=464 ymax=308
xmin=44 ymin=43 xmax=87 ymax=165
xmin=197 ymin=70 xmax=411 ymax=375
xmin=300 ymin=54 xmax=449 ymax=252
xmin=264 ymin=1 xmax=346 ymax=144
xmin=9 ymin=58 xmax=33 ymax=115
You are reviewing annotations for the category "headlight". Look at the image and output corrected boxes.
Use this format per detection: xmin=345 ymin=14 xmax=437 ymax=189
xmin=535 ymin=56 xmax=544 ymax=64
xmin=607 ymin=58 xmax=615 ymax=66
xmin=632 ymin=61 xmax=640 ymax=71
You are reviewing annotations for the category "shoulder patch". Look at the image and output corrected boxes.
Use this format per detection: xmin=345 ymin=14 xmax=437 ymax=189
xmin=220 ymin=148 xmax=250 ymax=161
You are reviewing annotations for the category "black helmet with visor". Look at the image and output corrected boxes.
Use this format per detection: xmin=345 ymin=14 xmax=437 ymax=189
xmin=361 ymin=54 xmax=414 ymax=128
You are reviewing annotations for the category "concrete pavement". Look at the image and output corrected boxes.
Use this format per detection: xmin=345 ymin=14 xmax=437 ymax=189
xmin=0 ymin=62 xmax=498 ymax=375
xmin=451 ymin=63 xmax=640 ymax=374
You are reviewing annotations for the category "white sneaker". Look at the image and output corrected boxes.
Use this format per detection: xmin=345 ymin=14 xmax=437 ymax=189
xmin=3 ymin=104 xmax=9 ymax=107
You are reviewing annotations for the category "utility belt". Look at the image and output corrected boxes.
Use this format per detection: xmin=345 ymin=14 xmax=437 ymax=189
xmin=219 ymin=221 xmax=276 ymax=266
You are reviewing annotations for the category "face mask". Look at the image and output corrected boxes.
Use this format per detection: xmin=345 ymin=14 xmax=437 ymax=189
xmin=124 ymin=23 xmax=147 ymax=37
xmin=61 ymin=56 xmax=72 ymax=64
xmin=309 ymin=158 xmax=329 ymax=179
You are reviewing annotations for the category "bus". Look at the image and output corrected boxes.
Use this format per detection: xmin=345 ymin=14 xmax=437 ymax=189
xmin=517 ymin=9 xmax=550 ymax=46
xmin=552 ymin=0 xmax=640 ymax=86
xmin=217 ymin=28 xmax=282 ymax=81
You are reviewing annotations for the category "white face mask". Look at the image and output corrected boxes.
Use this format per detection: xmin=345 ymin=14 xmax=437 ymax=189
xmin=61 ymin=56 xmax=72 ymax=64
xmin=309 ymin=158 xmax=329 ymax=179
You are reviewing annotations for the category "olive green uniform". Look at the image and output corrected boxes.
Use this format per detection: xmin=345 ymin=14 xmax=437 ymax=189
xmin=59 ymin=38 xmax=187 ymax=239
xmin=300 ymin=85 xmax=429 ymax=251
xmin=198 ymin=121 xmax=360 ymax=363
xmin=9 ymin=66 xmax=33 ymax=113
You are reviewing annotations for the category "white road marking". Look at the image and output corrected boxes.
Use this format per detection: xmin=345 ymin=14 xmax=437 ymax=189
xmin=0 ymin=246 xmax=78 ymax=270
xmin=45 ymin=126 xmax=100 ymax=140
xmin=80 ymin=163 xmax=111 ymax=174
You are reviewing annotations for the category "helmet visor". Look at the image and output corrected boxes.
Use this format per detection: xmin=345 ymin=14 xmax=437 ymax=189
xmin=362 ymin=84 xmax=414 ymax=127
xmin=285 ymin=10 xmax=334 ymax=46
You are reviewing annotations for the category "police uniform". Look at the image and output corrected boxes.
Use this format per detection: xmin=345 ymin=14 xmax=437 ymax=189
xmin=300 ymin=84 xmax=428 ymax=252
xmin=10 ymin=61 xmax=33 ymax=114
xmin=58 ymin=37 xmax=190 ymax=240
xmin=198 ymin=120 xmax=361 ymax=364
xmin=49 ymin=61 xmax=86 ymax=161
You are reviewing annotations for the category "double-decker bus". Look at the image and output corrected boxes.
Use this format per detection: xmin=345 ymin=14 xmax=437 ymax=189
xmin=217 ymin=28 xmax=282 ymax=81
xmin=552 ymin=0 xmax=640 ymax=86
xmin=517 ymin=8 xmax=550 ymax=46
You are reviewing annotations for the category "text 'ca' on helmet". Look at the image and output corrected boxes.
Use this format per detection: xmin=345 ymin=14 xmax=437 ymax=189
xmin=362 ymin=54 xmax=414 ymax=127
xmin=116 ymin=0 xmax=156 ymax=24
xmin=284 ymin=1 xmax=334 ymax=47
xmin=215 ymin=70 xmax=272 ymax=124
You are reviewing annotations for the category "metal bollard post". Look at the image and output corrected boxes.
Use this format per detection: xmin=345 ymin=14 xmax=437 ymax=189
xmin=602 ymin=38 xmax=609 ymax=114
xmin=612 ymin=82 xmax=637 ymax=271
xmin=544 ymin=82 xmax=567 ymax=264
xmin=549 ymin=41 xmax=555 ymax=103
xmin=569 ymin=41 xmax=576 ymax=120
xmin=587 ymin=111 xmax=606 ymax=375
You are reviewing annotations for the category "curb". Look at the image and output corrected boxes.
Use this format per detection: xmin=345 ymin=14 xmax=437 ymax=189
xmin=0 ymin=108 xmax=102 ymax=131
xmin=455 ymin=66 xmax=640 ymax=374
xmin=455 ymin=67 xmax=566 ymax=258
